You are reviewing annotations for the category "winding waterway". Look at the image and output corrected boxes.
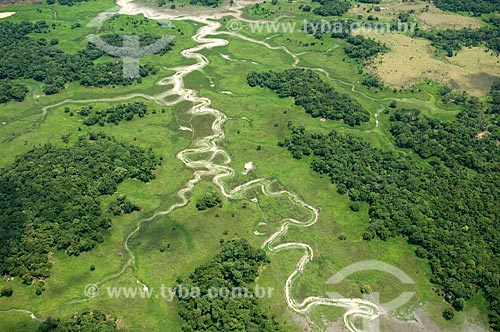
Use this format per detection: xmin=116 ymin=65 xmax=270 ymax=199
xmin=2 ymin=1 xmax=381 ymax=330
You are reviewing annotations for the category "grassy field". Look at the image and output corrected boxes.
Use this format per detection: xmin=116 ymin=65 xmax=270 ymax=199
xmin=355 ymin=30 xmax=500 ymax=97
xmin=0 ymin=0 xmax=495 ymax=331
xmin=350 ymin=0 xmax=484 ymax=31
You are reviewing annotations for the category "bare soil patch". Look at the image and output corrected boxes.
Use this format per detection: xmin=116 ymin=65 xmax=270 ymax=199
xmin=0 ymin=11 xmax=15 ymax=17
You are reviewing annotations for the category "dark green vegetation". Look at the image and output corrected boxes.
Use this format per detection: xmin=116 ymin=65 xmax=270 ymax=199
xmin=247 ymin=69 xmax=370 ymax=126
xmin=1 ymin=285 xmax=14 ymax=298
xmin=304 ymin=22 xmax=389 ymax=64
xmin=343 ymin=35 xmax=389 ymax=64
xmin=360 ymin=73 xmax=383 ymax=88
xmin=46 ymin=0 xmax=93 ymax=5
xmin=195 ymin=192 xmax=223 ymax=211
xmin=95 ymin=33 xmax=173 ymax=56
xmin=433 ymin=0 xmax=500 ymax=15
xmin=417 ymin=20 xmax=500 ymax=56
xmin=390 ymin=111 xmax=498 ymax=172
xmin=311 ymin=0 xmax=351 ymax=17
xmin=437 ymin=86 xmax=481 ymax=107
xmin=38 ymin=311 xmax=118 ymax=332
xmin=490 ymin=80 xmax=500 ymax=114
xmin=175 ymin=239 xmax=282 ymax=332
xmin=0 ymin=21 xmax=171 ymax=102
xmin=70 ymin=102 xmax=150 ymax=127
xmin=188 ymin=0 xmax=221 ymax=7
xmin=158 ymin=0 xmax=220 ymax=7
xmin=0 ymin=134 xmax=158 ymax=283
xmin=443 ymin=306 xmax=455 ymax=320
xmin=278 ymin=97 xmax=500 ymax=329
xmin=0 ymin=81 xmax=28 ymax=104
xmin=108 ymin=195 xmax=141 ymax=216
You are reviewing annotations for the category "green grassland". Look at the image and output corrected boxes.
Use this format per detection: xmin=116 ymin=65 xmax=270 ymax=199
xmin=0 ymin=1 xmax=495 ymax=331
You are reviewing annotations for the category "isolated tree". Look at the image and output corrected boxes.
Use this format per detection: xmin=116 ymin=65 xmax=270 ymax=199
xmin=443 ymin=307 xmax=455 ymax=320
xmin=0 ymin=285 xmax=13 ymax=297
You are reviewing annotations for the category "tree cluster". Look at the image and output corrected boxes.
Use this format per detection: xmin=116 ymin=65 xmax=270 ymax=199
xmin=175 ymin=239 xmax=282 ymax=332
xmin=39 ymin=311 xmax=118 ymax=332
xmin=433 ymin=0 xmax=500 ymax=15
xmin=247 ymin=69 xmax=370 ymax=126
xmin=0 ymin=80 xmax=28 ymax=104
xmin=108 ymin=195 xmax=140 ymax=216
xmin=0 ymin=134 xmax=158 ymax=283
xmin=361 ymin=73 xmax=383 ymax=88
xmin=196 ymin=192 xmax=223 ymax=211
xmin=70 ymin=102 xmax=149 ymax=127
xmin=489 ymin=80 xmax=500 ymax=114
xmin=279 ymin=103 xmax=500 ymax=329
xmin=303 ymin=22 xmax=389 ymax=64
xmin=437 ymin=86 xmax=480 ymax=107
xmin=93 ymin=33 xmax=173 ymax=56
xmin=189 ymin=0 xmax=221 ymax=7
xmin=311 ymin=0 xmax=351 ymax=16
xmin=344 ymin=35 xmax=390 ymax=63
xmin=417 ymin=23 xmax=500 ymax=57
xmin=0 ymin=285 xmax=13 ymax=297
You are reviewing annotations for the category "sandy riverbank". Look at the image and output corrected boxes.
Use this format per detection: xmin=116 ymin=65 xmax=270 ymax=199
xmin=0 ymin=12 xmax=16 ymax=19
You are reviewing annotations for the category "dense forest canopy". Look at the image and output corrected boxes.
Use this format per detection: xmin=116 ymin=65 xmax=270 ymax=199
xmin=433 ymin=0 xmax=500 ymax=15
xmin=247 ymin=69 xmax=370 ymax=126
xmin=490 ymin=80 xmax=500 ymax=114
xmin=311 ymin=0 xmax=351 ymax=16
xmin=0 ymin=21 xmax=171 ymax=102
xmin=390 ymin=109 xmax=499 ymax=172
xmin=0 ymin=80 xmax=28 ymax=104
xmin=0 ymin=134 xmax=158 ymax=283
xmin=176 ymin=239 xmax=282 ymax=332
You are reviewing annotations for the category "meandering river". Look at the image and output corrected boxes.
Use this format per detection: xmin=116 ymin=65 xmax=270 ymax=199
xmin=2 ymin=1 xmax=380 ymax=330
